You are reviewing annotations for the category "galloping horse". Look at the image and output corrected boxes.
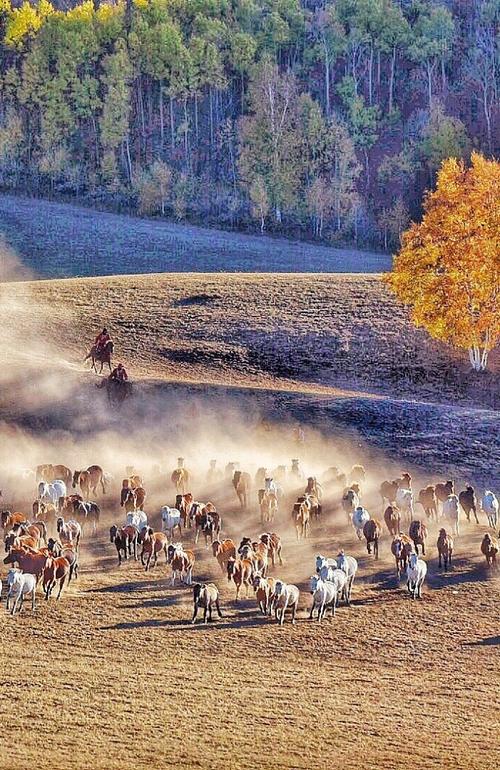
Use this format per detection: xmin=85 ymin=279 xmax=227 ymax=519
xmin=171 ymin=458 xmax=189 ymax=494
xmin=85 ymin=340 xmax=114 ymax=373
xmin=72 ymin=466 xmax=106 ymax=499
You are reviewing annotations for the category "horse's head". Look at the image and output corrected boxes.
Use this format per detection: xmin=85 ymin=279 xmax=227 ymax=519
xmin=109 ymin=525 xmax=118 ymax=543
xmin=72 ymin=471 xmax=80 ymax=488
xmin=56 ymin=517 xmax=64 ymax=533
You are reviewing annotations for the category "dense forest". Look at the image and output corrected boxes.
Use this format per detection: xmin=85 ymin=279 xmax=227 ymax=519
xmin=0 ymin=0 xmax=498 ymax=248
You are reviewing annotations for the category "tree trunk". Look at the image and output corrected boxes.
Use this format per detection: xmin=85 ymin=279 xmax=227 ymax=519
xmin=426 ymin=62 xmax=433 ymax=109
xmin=159 ymin=82 xmax=164 ymax=146
xmin=389 ymin=46 xmax=396 ymax=113
xmin=368 ymin=46 xmax=373 ymax=105
xmin=170 ymin=97 xmax=175 ymax=151
xmin=323 ymin=42 xmax=331 ymax=116
xmin=468 ymin=346 xmax=489 ymax=371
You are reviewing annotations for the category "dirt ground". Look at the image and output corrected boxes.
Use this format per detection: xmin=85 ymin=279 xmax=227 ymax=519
xmin=0 ymin=271 xmax=499 ymax=770
xmin=1 ymin=483 xmax=499 ymax=770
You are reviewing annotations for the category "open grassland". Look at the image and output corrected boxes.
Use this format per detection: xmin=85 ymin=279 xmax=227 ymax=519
xmin=0 ymin=194 xmax=389 ymax=278
xmin=1 ymin=484 xmax=499 ymax=770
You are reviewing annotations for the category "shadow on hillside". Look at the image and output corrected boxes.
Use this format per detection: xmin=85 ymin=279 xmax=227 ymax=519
xmin=463 ymin=635 xmax=499 ymax=647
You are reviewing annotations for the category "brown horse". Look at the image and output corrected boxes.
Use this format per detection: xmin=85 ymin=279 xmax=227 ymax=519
xmin=363 ymin=519 xmax=382 ymax=559
xmin=212 ymin=539 xmax=237 ymax=573
xmin=391 ymin=534 xmax=413 ymax=578
xmin=73 ymin=466 xmax=106 ymax=499
xmin=458 ymin=486 xmax=479 ymax=524
xmin=418 ymin=486 xmax=438 ymax=521
xmin=226 ymin=557 xmax=253 ymax=600
xmin=171 ymin=467 xmax=189 ymax=494
xmin=175 ymin=493 xmax=194 ymax=528
xmin=259 ymin=532 xmax=283 ymax=567
xmin=481 ymin=534 xmax=498 ymax=569
xmin=292 ymin=499 xmax=310 ymax=540
xmin=437 ymin=529 xmax=453 ymax=571
xmin=233 ymin=470 xmax=251 ymax=509
xmin=43 ymin=556 xmax=70 ymax=600
xmin=258 ymin=490 xmax=278 ymax=524
xmin=384 ymin=505 xmax=401 ymax=536
xmin=35 ymin=464 xmax=72 ymax=486
xmin=85 ymin=339 xmax=114 ymax=373
xmin=409 ymin=520 xmax=428 ymax=556
xmin=1 ymin=511 xmax=28 ymax=531
xmin=3 ymin=546 xmax=47 ymax=578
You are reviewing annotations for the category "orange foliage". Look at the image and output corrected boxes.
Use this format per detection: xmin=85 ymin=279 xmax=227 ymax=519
xmin=385 ymin=152 xmax=499 ymax=370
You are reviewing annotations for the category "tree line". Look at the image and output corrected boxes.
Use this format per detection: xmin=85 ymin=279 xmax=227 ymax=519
xmin=0 ymin=0 xmax=498 ymax=249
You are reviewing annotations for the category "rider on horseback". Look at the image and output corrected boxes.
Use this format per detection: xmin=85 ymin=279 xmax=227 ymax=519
xmin=109 ymin=363 xmax=128 ymax=382
xmin=94 ymin=327 xmax=110 ymax=355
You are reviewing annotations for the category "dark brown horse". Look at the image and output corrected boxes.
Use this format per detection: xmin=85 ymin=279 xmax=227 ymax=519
xmin=85 ymin=340 xmax=114 ymax=373
xmin=363 ymin=519 xmax=382 ymax=559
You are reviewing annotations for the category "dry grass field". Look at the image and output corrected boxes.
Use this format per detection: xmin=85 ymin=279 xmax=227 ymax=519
xmin=0 ymin=271 xmax=499 ymax=770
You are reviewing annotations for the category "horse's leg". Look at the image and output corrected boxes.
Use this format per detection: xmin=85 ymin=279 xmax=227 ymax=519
xmin=216 ymin=599 xmax=222 ymax=618
xmin=309 ymin=599 xmax=315 ymax=620
xmin=192 ymin=603 xmax=199 ymax=624
xmin=57 ymin=575 xmax=66 ymax=600
xmin=438 ymin=551 xmax=442 ymax=569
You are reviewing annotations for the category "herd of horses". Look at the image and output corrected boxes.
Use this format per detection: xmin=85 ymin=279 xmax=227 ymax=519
xmin=0 ymin=456 xmax=498 ymax=619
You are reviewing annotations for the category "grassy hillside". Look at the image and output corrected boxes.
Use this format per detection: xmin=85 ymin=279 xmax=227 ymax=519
xmin=5 ymin=272 xmax=497 ymax=406
xmin=0 ymin=195 xmax=389 ymax=279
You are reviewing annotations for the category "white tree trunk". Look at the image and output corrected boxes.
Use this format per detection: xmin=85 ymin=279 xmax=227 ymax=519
xmin=468 ymin=346 xmax=489 ymax=371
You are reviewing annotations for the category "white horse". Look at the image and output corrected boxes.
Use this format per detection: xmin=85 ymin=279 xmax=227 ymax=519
xmin=38 ymin=479 xmax=66 ymax=510
xmin=160 ymin=506 xmax=182 ymax=538
xmin=126 ymin=510 xmax=148 ymax=535
xmin=315 ymin=554 xmax=337 ymax=574
xmin=395 ymin=487 xmax=414 ymax=524
xmin=309 ymin=576 xmax=339 ymax=621
xmin=406 ymin=553 xmax=427 ymax=599
xmin=352 ymin=506 xmax=370 ymax=540
xmin=6 ymin=568 xmax=37 ymax=615
xmin=272 ymin=581 xmax=300 ymax=625
xmin=337 ymin=551 xmax=358 ymax=604
xmin=265 ymin=477 xmax=284 ymax=499
xmin=442 ymin=494 xmax=460 ymax=535
xmin=481 ymin=491 xmax=498 ymax=528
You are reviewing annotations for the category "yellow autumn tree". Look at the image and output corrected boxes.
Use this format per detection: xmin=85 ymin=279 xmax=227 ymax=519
xmin=385 ymin=152 xmax=499 ymax=371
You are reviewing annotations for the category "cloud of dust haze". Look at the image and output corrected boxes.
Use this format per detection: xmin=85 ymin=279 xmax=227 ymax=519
xmin=0 ymin=244 xmax=420 ymax=531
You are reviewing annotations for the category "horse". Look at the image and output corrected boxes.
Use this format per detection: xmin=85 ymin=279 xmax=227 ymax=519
xmin=272 ymin=581 xmax=300 ymax=625
xmin=35 ymin=464 xmax=72 ymax=486
xmin=406 ymin=553 xmax=427 ymax=599
xmin=233 ymin=470 xmax=251 ymax=509
xmin=480 ymin=533 xmax=498 ymax=568
xmin=409 ymin=520 xmax=428 ymax=556
xmin=391 ymin=534 xmax=413 ymax=579
xmin=171 ymin=463 xmax=189 ymax=494
xmin=175 ymin=493 xmax=194 ymax=528
xmin=292 ymin=498 xmax=310 ymax=540
xmin=395 ymin=487 xmax=414 ymax=524
xmin=74 ymin=501 xmax=100 ymax=536
xmin=259 ymin=533 xmax=283 ymax=567
xmin=6 ymin=569 xmax=37 ymax=615
xmin=43 ymin=556 xmax=70 ymax=600
xmin=226 ymin=557 xmax=253 ymax=600
xmin=435 ymin=480 xmax=454 ymax=508
xmin=212 ymin=539 xmax=237 ymax=573
xmin=481 ymin=491 xmax=498 ymax=529
xmin=259 ymin=490 xmax=278 ymax=524
xmin=349 ymin=465 xmax=366 ymax=484
xmin=442 ymin=494 xmax=460 ymax=535
xmin=3 ymin=546 xmax=47 ymax=579
xmin=342 ymin=488 xmax=360 ymax=523
xmin=126 ymin=510 xmax=148 ymax=535
xmin=437 ymin=529 xmax=453 ymax=571
xmin=48 ymin=539 xmax=79 ymax=582
xmin=352 ymin=506 xmax=370 ymax=540
xmin=85 ymin=339 xmax=114 ymax=373
xmin=418 ymin=486 xmax=438 ymax=522
xmin=191 ymin=583 xmax=222 ymax=624
xmin=384 ymin=505 xmax=401 ymax=536
xmin=380 ymin=480 xmax=400 ymax=508
xmin=363 ymin=519 xmax=382 ymax=559
xmin=56 ymin=517 xmax=82 ymax=550
xmin=140 ymin=529 xmax=169 ymax=571
xmin=160 ymin=506 xmax=182 ymax=539
xmin=253 ymin=574 xmax=275 ymax=616
xmin=110 ymin=524 xmax=138 ymax=565
xmin=305 ymin=477 xmax=322 ymax=503
xmin=309 ymin=576 xmax=340 ymax=622
xmin=122 ymin=489 xmax=137 ymax=515
xmin=72 ymin=466 xmax=106 ymax=499
xmin=336 ymin=551 xmax=358 ymax=604
xmin=459 ymin=486 xmax=479 ymax=524
xmin=38 ymin=480 xmax=67 ymax=510
xmin=1 ymin=510 xmax=28 ymax=531
xmin=168 ymin=543 xmax=195 ymax=586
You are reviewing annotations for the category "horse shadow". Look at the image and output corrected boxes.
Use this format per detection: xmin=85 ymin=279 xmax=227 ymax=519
xmin=426 ymin=556 xmax=486 ymax=589
xmin=463 ymin=635 xmax=499 ymax=647
xmin=87 ymin=577 xmax=171 ymax=595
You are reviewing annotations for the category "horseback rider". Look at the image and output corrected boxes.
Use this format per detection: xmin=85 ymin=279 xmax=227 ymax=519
xmin=109 ymin=363 xmax=128 ymax=382
xmin=94 ymin=327 xmax=110 ymax=355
